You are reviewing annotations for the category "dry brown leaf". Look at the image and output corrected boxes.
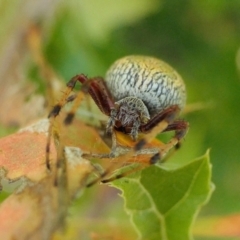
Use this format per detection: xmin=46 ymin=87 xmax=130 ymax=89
xmin=0 ymin=119 xmax=94 ymax=239
xmin=0 ymin=117 xmax=165 ymax=239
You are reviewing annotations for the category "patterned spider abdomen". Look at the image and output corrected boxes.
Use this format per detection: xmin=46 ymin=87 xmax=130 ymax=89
xmin=105 ymin=56 xmax=186 ymax=116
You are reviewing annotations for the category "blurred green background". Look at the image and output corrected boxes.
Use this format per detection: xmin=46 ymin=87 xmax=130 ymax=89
xmin=1 ymin=0 xmax=240 ymax=238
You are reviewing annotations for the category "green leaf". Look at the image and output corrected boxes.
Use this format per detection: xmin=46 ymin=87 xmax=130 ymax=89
xmin=111 ymin=150 xmax=213 ymax=240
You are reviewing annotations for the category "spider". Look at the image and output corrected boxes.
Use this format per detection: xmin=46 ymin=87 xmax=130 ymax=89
xmin=47 ymin=55 xmax=189 ymax=185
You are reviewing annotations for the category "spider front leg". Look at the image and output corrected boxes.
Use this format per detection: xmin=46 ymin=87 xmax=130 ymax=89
xmin=46 ymin=74 xmax=87 ymax=170
xmin=46 ymin=74 xmax=115 ymax=170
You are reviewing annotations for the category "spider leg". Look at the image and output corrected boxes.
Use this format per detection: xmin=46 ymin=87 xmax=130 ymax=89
xmin=161 ymin=119 xmax=188 ymax=158
xmin=99 ymin=123 xmax=188 ymax=184
xmin=46 ymin=74 xmax=88 ymax=170
xmin=64 ymin=76 xmax=115 ymax=125
xmin=48 ymin=75 xmax=88 ymax=118
xmin=83 ymin=130 xmax=130 ymax=159
xmin=46 ymin=75 xmax=116 ymax=171
xmin=86 ymin=151 xmax=139 ymax=188
xmin=87 ymin=163 xmax=146 ymax=187
xmin=86 ymin=106 xmax=180 ymax=158
xmin=100 ymin=165 xmax=146 ymax=184
xmin=87 ymin=138 xmax=162 ymax=186
xmin=85 ymin=105 xmax=183 ymax=186
xmin=137 ymin=106 xmax=189 ymax=163
xmin=92 ymin=106 xmax=188 ymax=185
xmin=84 ymin=130 xmax=130 ymax=187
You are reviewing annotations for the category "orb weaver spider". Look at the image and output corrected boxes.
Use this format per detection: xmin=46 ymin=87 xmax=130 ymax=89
xmin=46 ymin=55 xmax=189 ymax=186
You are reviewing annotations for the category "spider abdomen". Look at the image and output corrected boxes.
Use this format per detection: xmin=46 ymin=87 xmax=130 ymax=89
xmin=105 ymin=55 xmax=186 ymax=116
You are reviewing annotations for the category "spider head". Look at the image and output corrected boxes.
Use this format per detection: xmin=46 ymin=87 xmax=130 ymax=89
xmin=106 ymin=97 xmax=150 ymax=140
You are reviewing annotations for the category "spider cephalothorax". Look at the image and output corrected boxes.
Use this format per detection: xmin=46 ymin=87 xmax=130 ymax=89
xmin=47 ymin=55 xmax=189 ymax=182
xmin=107 ymin=96 xmax=150 ymax=140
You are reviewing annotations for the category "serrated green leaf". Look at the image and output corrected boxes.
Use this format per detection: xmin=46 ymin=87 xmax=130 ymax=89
xmin=112 ymin=151 xmax=213 ymax=240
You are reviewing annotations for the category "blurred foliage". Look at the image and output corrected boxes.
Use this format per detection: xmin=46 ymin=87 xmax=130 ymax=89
xmin=0 ymin=0 xmax=240 ymax=239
